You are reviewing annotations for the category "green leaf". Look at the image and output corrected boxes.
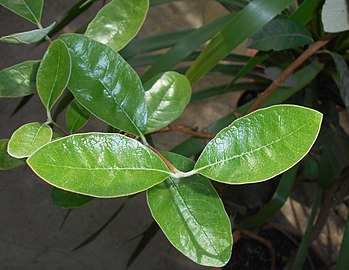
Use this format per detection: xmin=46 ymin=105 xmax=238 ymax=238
xmin=85 ymin=0 xmax=149 ymax=52
xmin=0 ymin=22 xmax=55 ymax=44
xmin=8 ymin=122 xmax=53 ymax=159
xmin=27 ymin=133 xmax=171 ymax=198
xmin=194 ymin=105 xmax=323 ymax=184
xmin=37 ymin=39 xmax=71 ymax=111
xmin=322 ymin=0 xmax=349 ymax=33
xmin=329 ymin=52 xmax=349 ymax=110
xmin=145 ymin=72 xmax=191 ymax=133
xmin=186 ymin=0 xmax=294 ymax=84
xmin=248 ymin=18 xmax=313 ymax=51
xmin=0 ymin=61 xmax=40 ymax=98
xmin=0 ymin=0 xmax=43 ymax=24
xmin=66 ymin=100 xmax=90 ymax=133
xmin=60 ymin=34 xmax=147 ymax=136
xmin=147 ymin=152 xmax=232 ymax=267
xmin=51 ymin=188 xmax=93 ymax=209
xmin=0 ymin=139 xmax=24 ymax=170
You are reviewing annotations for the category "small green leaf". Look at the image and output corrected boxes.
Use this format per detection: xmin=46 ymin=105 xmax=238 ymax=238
xmin=66 ymin=100 xmax=90 ymax=133
xmin=322 ymin=0 xmax=349 ymax=33
xmin=0 ymin=61 xmax=40 ymax=98
xmin=248 ymin=17 xmax=313 ymax=51
xmin=147 ymin=152 xmax=232 ymax=267
xmin=27 ymin=133 xmax=171 ymax=198
xmin=0 ymin=139 xmax=24 ymax=170
xmin=194 ymin=105 xmax=323 ymax=184
xmin=51 ymin=188 xmax=93 ymax=209
xmin=0 ymin=22 xmax=55 ymax=44
xmin=37 ymin=39 xmax=71 ymax=111
xmin=8 ymin=122 xmax=53 ymax=159
xmin=145 ymin=72 xmax=191 ymax=133
xmin=60 ymin=34 xmax=147 ymax=136
xmin=85 ymin=0 xmax=149 ymax=51
xmin=0 ymin=0 xmax=43 ymax=24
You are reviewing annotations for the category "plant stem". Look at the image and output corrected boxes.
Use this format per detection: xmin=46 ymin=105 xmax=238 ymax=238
xmin=145 ymin=143 xmax=179 ymax=173
xmin=51 ymin=121 xmax=69 ymax=136
xmin=247 ymin=34 xmax=337 ymax=114
xmin=151 ymin=125 xmax=215 ymax=139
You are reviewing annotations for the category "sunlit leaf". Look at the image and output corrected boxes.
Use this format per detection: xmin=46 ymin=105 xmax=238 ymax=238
xmin=0 ymin=139 xmax=24 ymax=170
xmin=0 ymin=0 xmax=43 ymax=24
xmin=322 ymin=0 xmax=349 ymax=33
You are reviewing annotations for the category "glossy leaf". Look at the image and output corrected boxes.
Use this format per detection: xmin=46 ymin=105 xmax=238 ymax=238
xmin=147 ymin=152 xmax=232 ymax=267
xmin=0 ymin=0 xmax=43 ymax=24
xmin=0 ymin=61 xmax=40 ymax=98
xmin=60 ymin=34 xmax=147 ymax=136
xmin=145 ymin=72 xmax=191 ymax=133
xmin=0 ymin=22 xmax=55 ymax=44
xmin=66 ymin=100 xmax=90 ymax=133
xmin=86 ymin=0 xmax=149 ymax=52
xmin=51 ymin=188 xmax=93 ymax=209
xmin=248 ymin=17 xmax=313 ymax=51
xmin=186 ymin=0 xmax=294 ymax=84
xmin=37 ymin=39 xmax=71 ymax=110
xmin=0 ymin=139 xmax=24 ymax=170
xmin=194 ymin=105 xmax=323 ymax=184
xmin=8 ymin=122 xmax=53 ymax=159
xmin=322 ymin=0 xmax=349 ymax=33
xmin=27 ymin=133 xmax=171 ymax=197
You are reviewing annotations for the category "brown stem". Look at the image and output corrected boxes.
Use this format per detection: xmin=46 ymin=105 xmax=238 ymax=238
xmin=240 ymin=229 xmax=276 ymax=270
xmin=246 ymin=34 xmax=337 ymax=114
xmin=145 ymin=144 xmax=178 ymax=173
xmin=151 ymin=125 xmax=215 ymax=139
xmin=52 ymin=121 xmax=69 ymax=136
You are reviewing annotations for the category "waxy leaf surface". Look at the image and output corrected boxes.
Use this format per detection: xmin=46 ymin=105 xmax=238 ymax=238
xmin=0 ymin=22 xmax=55 ymax=44
xmin=86 ymin=0 xmax=149 ymax=51
xmin=27 ymin=133 xmax=171 ymax=197
xmin=0 ymin=61 xmax=39 ymax=97
xmin=60 ymin=34 xmax=147 ymax=136
xmin=0 ymin=139 xmax=24 ymax=170
xmin=147 ymin=152 xmax=232 ymax=267
xmin=145 ymin=72 xmax=191 ymax=133
xmin=195 ymin=105 xmax=322 ymax=184
xmin=322 ymin=0 xmax=349 ymax=33
xmin=37 ymin=39 xmax=71 ymax=110
xmin=66 ymin=100 xmax=90 ymax=133
xmin=8 ymin=122 xmax=52 ymax=158
xmin=0 ymin=0 xmax=43 ymax=24
xmin=248 ymin=18 xmax=313 ymax=51
xmin=51 ymin=188 xmax=93 ymax=209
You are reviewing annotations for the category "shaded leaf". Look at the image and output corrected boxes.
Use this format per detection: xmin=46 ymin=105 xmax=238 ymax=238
xmin=86 ymin=0 xmax=149 ymax=51
xmin=8 ymin=122 xmax=53 ymax=158
xmin=337 ymin=203 xmax=349 ymax=270
xmin=51 ymin=188 xmax=93 ymax=209
xmin=0 ymin=22 xmax=55 ymax=44
xmin=66 ymin=100 xmax=90 ymax=133
xmin=322 ymin=0 xmax=349 ymax=33
xmin=37 ymin=39 xmax=71 ymax=110
xmin=0 ymin=61 xmax=40 ymax=98
xmin=248 ymin=17 xmax=313 ymax=51
xmin=145 ymin=72 xmax=191 ymax=133
xmin=0 ymin=0 xmax=43 ymax=24
xmin=60 ymin=34 xmax=147 ymax=136
xmin=194 ymin=105 xmax=322 ymax=184
xmin=0 ymin=139 xmax=24 ymax=170
xmin=27 ymin=133 xmax=171 ymax=198
xmin=11 ymin=95 xmax=33 ymax=116
xmin=147 ymin=152 xmax=232 ymax=267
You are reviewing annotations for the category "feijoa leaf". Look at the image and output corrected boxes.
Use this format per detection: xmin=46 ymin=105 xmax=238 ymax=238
xmin=59 ymin=34 xmax=147 ymax=136
xmin=145 ymin=72 xmax=191 ymax=133
xmin=0 ymin=0 xmax=43 ymax=24
xmin=85 ymin=0 xmax=149 ymax=51
xmin=51 ymin=188 xmax=93 ymax=209
xmin=27 ymin=133 xmax=171 ymax=198
xmin=8 ymin=122 xmax=53 ymax=159
xmin=322 ymin=0 xmax=349 ymax=33
xmin=66 ymin=100 xmax=90 ymax=133
xmin=0 ymin=61 xmax=40 ymax=98
xmin=147 ymin=152 xmax=232 ymax=267
xmin=194 ymin=105 xmax=322 ymax=184
xmin=0 ymin=22 xmax=55 ymax=44
xmin=0 ymin=139 xmax=24 ymax=170
xmin=37 ymin=39 xmax=71 ymax=110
